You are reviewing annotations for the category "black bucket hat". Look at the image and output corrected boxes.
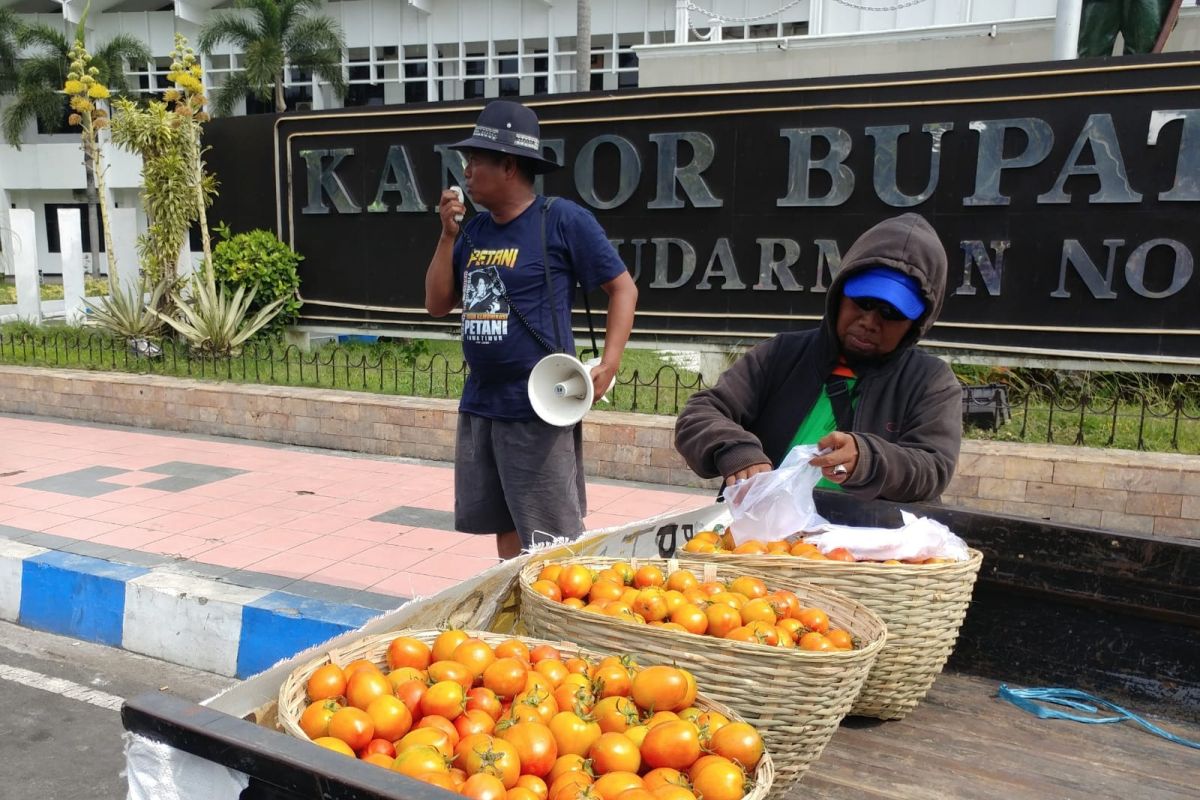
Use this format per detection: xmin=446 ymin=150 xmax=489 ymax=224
xmin=449 ymin=100 xmax=561 ymax=174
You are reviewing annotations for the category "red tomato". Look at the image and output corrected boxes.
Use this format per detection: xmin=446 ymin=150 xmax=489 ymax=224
xmin=456 ymin=708 xmax=498 ymax=739
xmin=358 ymin=738 xmax=396 ymax=759
xmin=499 ymin=722 xmax=559 ymax=777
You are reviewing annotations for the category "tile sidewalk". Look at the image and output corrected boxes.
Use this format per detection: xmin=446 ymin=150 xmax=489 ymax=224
xmin=0 ymin=413 xmax=711 ymax=676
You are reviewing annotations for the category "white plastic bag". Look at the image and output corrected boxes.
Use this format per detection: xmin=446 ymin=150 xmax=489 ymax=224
xmin=725 ymin=445 xmax=828 ymax=545
xmin=804 ymin=511 xmax=971 ymax=562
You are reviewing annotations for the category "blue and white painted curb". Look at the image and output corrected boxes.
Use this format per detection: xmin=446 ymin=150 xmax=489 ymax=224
xmin=0 ymin=539 xmax=391 ymax=678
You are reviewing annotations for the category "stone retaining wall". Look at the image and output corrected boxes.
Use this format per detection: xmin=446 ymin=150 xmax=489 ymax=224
xmin=1 ymin=366 xmax=1196 ymax=539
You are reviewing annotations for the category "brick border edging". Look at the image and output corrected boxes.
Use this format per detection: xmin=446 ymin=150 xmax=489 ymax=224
xmin=1 ymin=366 xmax=1198 ymax=537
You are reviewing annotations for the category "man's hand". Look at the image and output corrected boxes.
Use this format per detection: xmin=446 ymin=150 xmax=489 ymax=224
xmin=810 ymin=431 xmax=858 ymax=484
xmin=589 ymin=360 xmax=618 ymax=405
xmin=725 ymin=462 xmax=772 ymax=487
xmin=439 ymin=188 xmax=465 ymax=239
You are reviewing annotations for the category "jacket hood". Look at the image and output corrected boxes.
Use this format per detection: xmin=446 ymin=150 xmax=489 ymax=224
xmin=824 ymin=213 xmax=948 ymax=352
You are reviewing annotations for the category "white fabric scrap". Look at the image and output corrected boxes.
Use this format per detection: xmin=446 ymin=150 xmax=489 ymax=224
xmin=124 ymin=732 xmax=250 ymax=800
xmin=805 ymin=511 xmax=971 ymax=562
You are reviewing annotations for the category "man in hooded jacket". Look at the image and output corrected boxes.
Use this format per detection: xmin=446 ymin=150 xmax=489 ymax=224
xmin=674 ymin=213 xmax=961 ymax=503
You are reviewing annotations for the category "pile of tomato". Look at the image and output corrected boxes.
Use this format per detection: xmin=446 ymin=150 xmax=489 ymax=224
xmin=682 ymin=528 xmax=957 ymax=564
xmin=297 ymin=631 xmax=766 ymax=800
xmin=528 ymin=562 xmax=856 ymax=652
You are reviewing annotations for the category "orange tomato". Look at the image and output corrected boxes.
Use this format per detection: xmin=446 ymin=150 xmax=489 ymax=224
xmin=633 ymin=565 xmax=665 ymax=588
xmin=563 ymin=598 xmax=586 ymax=610
xmin=366 ymin=695 xmax=413 ymax=741
xmin=422 ymin=680 xmax=467 ymax=719
xmin=306 ymin=663 xmax=347 ymax=702
xmin=361 ymin=752 xmax=395 ymax=768
xmin=462 ymin=773 xmax=509 ymax=800
xmin=538 ymin=564 xmax=564 ymax=583
xmin=548 ymin=771 xmax=593 ymax=800
xmin=392 ymin=745 xmax=451 ymax=778
xmin=593 ymin=772 xmax=645 ymax=800
xmin=499 ymin=721 xmax=560 ymax=778
xmin=547 ymin=753 xmax=590 ymax=782
xmin=532 ymin=579 xmax=564 ymax=602
xmin=687 ymin=755 xmax=726 ymax=783
xmin=641 ymin=720 xmax=701 ymax=770
xmin=342 ymin=658 xmax=382 ymax=681
xmin=652 ymin=786 xmax=698 ymax=800
xmin=327 ymin=706 xmax=374 ymax=751
xmin=299 ymin=698 xmax=341 ymax=740
xmin=682 ymin=539 xmax=717 ymax=554
xmin=796 ymin=608 xmax=830 ymax=634
xmin=467 ymin=686 xmax=503 ymax=720
xmin=432 ymin=629 xmax=471 ymax=661
xmin=826 ymin=628 xmax=854 ymax=650
xmin=789 ymin=541 xmax=821 ymax=557
xmin=592 ymin=695 xmax=640 ymax=733
xmin=589 ymin=731 xmax=642 ymax=775
xmin=776 ymin=618 xmax=804 ymax=639
xmin=518 ymin=774 xmax=550 ymax=800
xmin=669 ymin=603 xmax=708 ymax=635
xmin=705 ymin=604 xmax=742 ymax=639
xmin=642 ymin=768 xmax=686 ymax=793
xmin=387 ymin=636 xmax=432 ymax=671
xmin=458 ymin=733 xmax=522 ymax=788
xmin=456 ymin=708 xmax=498 ymax=739
xmin=592 ymin=661 xmax=633 ymax=699
xmin=429 ymin=659 xmax=475 ymax=689
xmin=530 ymin=645 xmax=562 ymax=664
xmin=418 ymin=714 xmax=462 ymax=749
xmin=312 ymin=736 xmax=355 ymax=757
xmin=558 ymin=565 xmax=595 ymax=600
xmin=394 ymin=679 xmax=427 ymax=719
xmin=485 ymin=657 xmax=530 ymax=700
xmin=548 ymin=711 xmax=603 ymax=757
xmin=386 ymin=666 xmax=427 ymax=692
xmin=589 ymin=580 xmax=626 ymax=603
xmin=708 ymin=722 xmax=762 ymax=769
xmin=632 ymin=589 xmax=669 ymax=622
xmin=495 ymin=638 xmax=531 ymax=663
xmin=346 ymin=669 xmax=392 ymax=711
xmin=456 ymin=638 xmax=498 ymax=680
xmin=535 ymin=659 xmax=569 ymax=688
xmin=610 ymin=562 xmax=636 ymax=585
xmin=765 ymin=540 xmax=790 ymax=554
xmin=664 ymin=569 xmax=698 ymax=592
xmin=690 ymin=759 xmax=746 ymax=800
xmin=731 ymin=540 xmax=767 ymax=555
xmin=728 ymin=577 xmax=767 ymax=599
xmin=630 ymin=665 xmax=690 ymax=712
xmin=825 ymin=547 xmax=857 ymax=562
xmin=739 ymin=598 xmax=777 ymax=626
xmin=508 ymin=788 xmax=542 ymax=800
xmin=798 ymin=632 xmax=834 ymax=652
xmin=399 ymin=726 xmax=456 ymax=758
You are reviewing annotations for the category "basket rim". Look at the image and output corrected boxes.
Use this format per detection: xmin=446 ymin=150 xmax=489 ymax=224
xmin=519 ymin=556 xmax=889 ymax=662
xmin=276 ymin=628 xmax=775 ymax=799
xmin=682 ymin=548 xmax=984 ymax=573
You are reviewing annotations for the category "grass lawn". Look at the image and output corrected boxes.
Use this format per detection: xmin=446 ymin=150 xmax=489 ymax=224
xmin=0 ymin=279 xmax=110 ymax=304
xmin=1 ymin=322 xmax=1196 ymax=454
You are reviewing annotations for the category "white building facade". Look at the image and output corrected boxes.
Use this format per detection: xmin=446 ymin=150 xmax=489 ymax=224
xmin=4 ymin=0 xmax=1170 ymax=278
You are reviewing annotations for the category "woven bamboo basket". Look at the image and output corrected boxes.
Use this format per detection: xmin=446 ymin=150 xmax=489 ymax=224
xmin=278 ymin=628 xmax=776 ymax=800
xmin=686 ymin=549 xmax=983 ymax=720
xmin=518 ymin=557 xmax=887 ymax=789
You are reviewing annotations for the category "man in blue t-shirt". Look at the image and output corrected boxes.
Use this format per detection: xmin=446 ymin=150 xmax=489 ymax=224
xmin=425 ymin=100 xmax=638 ymax=559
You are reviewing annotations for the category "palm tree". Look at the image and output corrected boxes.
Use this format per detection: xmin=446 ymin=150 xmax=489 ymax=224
xmin=1 ymin=22 xmax=149 ymax=278
xmin=199 ymin=0 xmax=346 ymax=116
xmin=0 ymin=8 xmax=23 ymax=94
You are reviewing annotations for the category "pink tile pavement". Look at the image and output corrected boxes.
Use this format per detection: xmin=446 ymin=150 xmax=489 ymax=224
xmin=0 ymin=415 xmax=709 ymax=600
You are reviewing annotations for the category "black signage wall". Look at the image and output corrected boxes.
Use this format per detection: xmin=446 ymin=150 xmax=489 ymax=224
xmin=205 ymin=54 xmax=1200 ymax=363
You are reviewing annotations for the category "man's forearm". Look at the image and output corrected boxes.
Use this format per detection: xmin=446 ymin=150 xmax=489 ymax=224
xmin=601 ymin=277 xmax=637 ymax=367
xmin=426 ymin=233 xmax=458 ymax=317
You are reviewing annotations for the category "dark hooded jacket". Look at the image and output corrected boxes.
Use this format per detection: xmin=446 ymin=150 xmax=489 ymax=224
xmin=674 ymin=213 xmax=961 ymax=503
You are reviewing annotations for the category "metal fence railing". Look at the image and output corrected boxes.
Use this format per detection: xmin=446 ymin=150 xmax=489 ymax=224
xmin=1 ymin=330 xmax=1197 ymax=453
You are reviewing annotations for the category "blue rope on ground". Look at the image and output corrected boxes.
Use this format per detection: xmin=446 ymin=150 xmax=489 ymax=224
xmin=998 ymin=685 xmax=1200 ymax=750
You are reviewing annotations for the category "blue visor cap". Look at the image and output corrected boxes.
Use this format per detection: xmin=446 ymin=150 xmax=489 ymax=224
xmin=842 ymin=267 xmax=927 ymax=321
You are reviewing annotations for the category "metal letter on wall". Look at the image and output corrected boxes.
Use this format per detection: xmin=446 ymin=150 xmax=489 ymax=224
xmin=575 ymin=135 xmax=641 ymax=210
xmin=810 ymin=239 xmax=843 ymax=293
xmin=754 ymin=238 xmax=803 ymax=291
xmin=1125 ymin=239 xmax=1193 ymax=299
xmin=301 ymin=148 xmax=361 ymax=214
xmin=955 ymin=240 xmax=1009 ymax=296
xmin=696 ymin=238 xmax=746 ymax=290
xmin=777 ymin=128 xmax=854 ymax=207
xmin=534 ymin=139 xmax=566 ymax=195
xmin=866 ymin=123 xmax=953 ymax=207
xmin=368 ymin=146 xmax=427 ymax=213
xmin=649 ymin=238 xmax=697 ymax=289
xmin=1149 ymin=110 xmax=1200 ymax=202
xmin=647 ymin=132 xmax=723 ymax=209
xmin=1037 ymin=114 xmax=1142 ymax=204
xmin=963 ymin=118 xmax=1054 ymax=206
xmin=1051 ymin=239 xmax=1123 ymax=299
xmin=434 ymin=145 xmax=478 ymax=212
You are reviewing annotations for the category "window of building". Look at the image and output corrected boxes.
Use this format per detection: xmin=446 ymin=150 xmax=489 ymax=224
xmin=497 ymin=51 xmax=519 ymax=97
xmin=617 ymin=48 xmax=638 ymax=89
xmin=404 ymin=61 xmax=428 ymax=104
xmin=44 ymin=204 xmax=105 ymax=254
xmin=532 ymin=51 xmax=549 ymax=95
xmin=463 ymin=46 xmax=486 ymax=99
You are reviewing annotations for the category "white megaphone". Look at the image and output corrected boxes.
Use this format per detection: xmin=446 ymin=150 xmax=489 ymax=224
xmin=528 ymin=354 xmax=613 ymax=427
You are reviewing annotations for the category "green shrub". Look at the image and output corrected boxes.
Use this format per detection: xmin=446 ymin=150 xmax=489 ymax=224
xmin=211 ymin=223 xmax=302 ymax=336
